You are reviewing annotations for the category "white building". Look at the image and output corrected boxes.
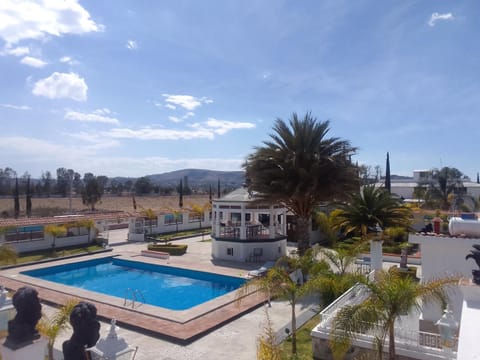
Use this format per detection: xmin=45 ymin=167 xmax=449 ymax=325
xmin=375 ymin=170 xmax=480 ymax=202
xmin=311 ymin=219 xmax=480 ymax=359
xmin=210 ymin=187 xmax=288 ymax=263
xmin=127 ymin=209 xmax=212 ymax=241
xmin=0 ymin=213 xmax=126 ymax=253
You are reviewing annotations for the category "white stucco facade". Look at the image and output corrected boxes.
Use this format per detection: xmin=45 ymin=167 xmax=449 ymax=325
xmin=127 ymin=210 xmax=212 ymax=241
xmin=210 ymin=188 xmax=287 ymax=263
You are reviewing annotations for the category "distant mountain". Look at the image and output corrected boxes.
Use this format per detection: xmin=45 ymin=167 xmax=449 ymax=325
xmin=146 ymin=169 xmax=245 ymax=188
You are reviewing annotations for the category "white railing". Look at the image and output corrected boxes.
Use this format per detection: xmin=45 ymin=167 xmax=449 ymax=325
xmin=316 ymin=286 xmax=458 ymax=358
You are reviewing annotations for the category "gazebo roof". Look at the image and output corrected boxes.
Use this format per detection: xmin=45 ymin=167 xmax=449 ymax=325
xmin=214 ymin=187 xmax=259 ymax=203
xmin=0 ymin=211 xmax=132 ymax=228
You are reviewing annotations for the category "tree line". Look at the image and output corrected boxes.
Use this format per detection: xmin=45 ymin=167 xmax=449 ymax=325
xmin=0 ymin=168 xmax=209 ymax=198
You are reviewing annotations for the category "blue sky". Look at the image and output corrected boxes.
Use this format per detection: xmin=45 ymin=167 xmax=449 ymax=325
xmin=1 ymin=1 xmax=479 ymax=179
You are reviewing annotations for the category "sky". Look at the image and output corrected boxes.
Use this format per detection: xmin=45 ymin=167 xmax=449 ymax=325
xmin=1 ymin=0 xmax=479 ymax=179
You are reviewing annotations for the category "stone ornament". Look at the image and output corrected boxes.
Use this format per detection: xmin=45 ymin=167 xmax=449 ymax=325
xmin=4 ymin=286 xmax=42 ymax=350
xmin=63 ymin=302 xmax=100 ymax=360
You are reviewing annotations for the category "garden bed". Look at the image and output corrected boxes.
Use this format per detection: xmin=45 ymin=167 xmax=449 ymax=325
xmin=147 ymin=243 xmax=188 ymax=256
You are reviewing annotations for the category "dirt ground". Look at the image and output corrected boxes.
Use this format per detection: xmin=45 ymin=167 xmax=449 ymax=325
xmin=0 ymin=194 xmax=210 ymax=216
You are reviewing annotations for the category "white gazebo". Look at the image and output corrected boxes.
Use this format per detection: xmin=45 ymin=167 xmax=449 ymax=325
xmin=211 ymin=187 xmax=287 ymax=263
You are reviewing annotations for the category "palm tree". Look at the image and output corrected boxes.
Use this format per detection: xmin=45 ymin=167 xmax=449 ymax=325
xmin=37 ymin=298 xmax=79 ymax=360
xmin=330 ymin=269 xmax=457 ymax=360
xmin=319 ymin=245 xmax=362 ymax=276
xmin=333 ymin=185 xmax=411 ymax=242
xmin=44 ymin=224 xmax=67 ymax=250
xmin=76 ymin=219 xmax=96 ymax=244
xmin=315 ymin=210 xmax=339 ymax=247
xmin=140 ymin=208 xmax=157 ymax=236
xmin=425 ymin=167 xmax=471 ymax=211
xmin=244 ymin=112 xmax=358 ymax=255
xmin=0 ymin=244 xmax=17 ymax=265
xmin=189 ymin=202 xmax=211 ymax=229
xmin=239 ymin=251 xmax=320 ymax=355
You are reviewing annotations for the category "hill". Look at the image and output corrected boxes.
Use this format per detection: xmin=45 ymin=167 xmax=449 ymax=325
xmin=146 ymin=169 xmax=245 ymax=188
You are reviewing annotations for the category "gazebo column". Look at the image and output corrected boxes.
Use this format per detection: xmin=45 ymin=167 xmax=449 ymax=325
xmin=240 ymin=204 xmax=246 ymax=239
xmin=269 ymin=206 xmax=275 ymax=239
xmin=214 ymin=210 xmax=220 ymax=237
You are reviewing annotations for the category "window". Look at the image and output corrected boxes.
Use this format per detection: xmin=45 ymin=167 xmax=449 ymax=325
xmin=227 ymin=248 xmax=233 ymax=256
xmin=164 ymin=213 xmax=183 ymax=225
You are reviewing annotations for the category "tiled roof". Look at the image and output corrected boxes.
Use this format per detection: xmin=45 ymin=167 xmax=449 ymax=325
xmin=0 ymin=211 xmax=132 ymax=227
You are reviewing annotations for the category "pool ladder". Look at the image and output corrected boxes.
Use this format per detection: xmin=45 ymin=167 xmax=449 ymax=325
xmin=123 ymin=288 xmax=145 ymax=308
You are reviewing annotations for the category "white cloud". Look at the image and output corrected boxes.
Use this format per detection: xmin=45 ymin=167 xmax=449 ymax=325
xmin=428 ymin=12 xmax=454 ymax=27
xmin=126 ymin=40 xmax=138 ymax=50
xmin=168 ymin=112 xmax=195 ymax=123
xmin=20 ymin=56 xmax=47 ymax=68
xmin=164 ymin=104 xmax=176 ymax=110
xmin=106 ymin=127 xmax=215 ymax=140
xmin=1 ymin=45 xmax=29 ymax=56
xmin=194 ymin=118 xmax=256 ymax=135
xmin=168 ymin=116 xmax=182 ymax=123
xmin=0 ymin=0 xmax=102 ymax=44
xmin=65 ymin=109 xmax=120 ymax=124
xmin=32 ymin=72 xmax=87 ymax=101
xmin=162 ymin=94 xmax=213 ymax=111
xmin=0 ymin=136 xmax=242 ymax=177
xmin=60 ymin=56 xmax=71 ymax=63
xmin=0 ymin=103 xmax=30 ymax=110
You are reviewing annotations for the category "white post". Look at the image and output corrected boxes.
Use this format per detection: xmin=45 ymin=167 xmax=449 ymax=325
xmin=240 ymin=205 xmax=246 ymax=239
xmin=370 ymin=240 xmax=384 ymax=275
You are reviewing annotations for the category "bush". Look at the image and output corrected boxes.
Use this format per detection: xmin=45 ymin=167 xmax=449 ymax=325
xmin=147 ymin=244 xmax=187 ymax=255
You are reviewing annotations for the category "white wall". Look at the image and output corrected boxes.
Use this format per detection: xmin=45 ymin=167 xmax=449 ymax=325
xmin=211 ymin=239 xmax=286 ymax=262
xmin=3 ymin=234 xmax=91 ymax=253
xmin=128 ymin=211 xmax=212 ymax=241
xmin=409 ymin=234 xmax=479 ymax=322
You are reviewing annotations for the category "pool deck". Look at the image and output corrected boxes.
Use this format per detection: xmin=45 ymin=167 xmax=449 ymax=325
xmin=0 ymin=230 xmax=323 ymax=360
xmin=0 ymin=238 xmax=268 ymax=343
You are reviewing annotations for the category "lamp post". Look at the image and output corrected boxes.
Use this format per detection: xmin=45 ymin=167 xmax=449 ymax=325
xmin=435 ymin=305 xmax=458 ymax=354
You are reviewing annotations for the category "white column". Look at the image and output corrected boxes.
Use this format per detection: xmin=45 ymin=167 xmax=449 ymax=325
xmin=214 ymin=210 xmax=220 ymax=237
xmin=269 ymin=206 xmax=275 ymax=239
xmin=370 ymin=240 xmax=384 ymax=275
xmin=240 ymin=204 xmax=246 ymax=239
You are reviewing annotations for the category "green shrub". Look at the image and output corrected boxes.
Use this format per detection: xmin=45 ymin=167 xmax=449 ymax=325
xmin=147 ymin=244 xmax=188 ymax=255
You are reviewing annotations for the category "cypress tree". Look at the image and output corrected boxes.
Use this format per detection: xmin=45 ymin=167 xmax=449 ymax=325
xmin=26 ymin=177 xmax=32 ymax=217
xmin=179 ymin=179 xmax=183 ymax=208
xmin=13 ymin=177 xmax=19 ymax=218
xmin=385 ymin=152 xmax=391 ymax=194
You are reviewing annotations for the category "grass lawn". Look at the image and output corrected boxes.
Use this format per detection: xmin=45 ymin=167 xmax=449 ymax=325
xmin=0 ymin=244 xmax=104 ymax=266
xmin=280 ymin=314 xmax=321 ymax=360
xmin=151 ymin=228 xmax=211 ymax=242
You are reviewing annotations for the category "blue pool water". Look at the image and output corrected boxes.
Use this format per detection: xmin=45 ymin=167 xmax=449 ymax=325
xmin=22 ymin=257 xmax=245 ymax=310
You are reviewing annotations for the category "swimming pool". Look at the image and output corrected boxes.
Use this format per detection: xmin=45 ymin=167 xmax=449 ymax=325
xmin=22 ymin=257 xmax=245 ymax=311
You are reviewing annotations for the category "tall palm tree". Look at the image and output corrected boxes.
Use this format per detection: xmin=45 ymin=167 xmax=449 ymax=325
xmin=333 ymin=185 xmax=411 ymax=242
xmin=330 ymin=269 xmax=457 ymax=360
xmin=244 ymin=112 xmax=358 ymax=255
